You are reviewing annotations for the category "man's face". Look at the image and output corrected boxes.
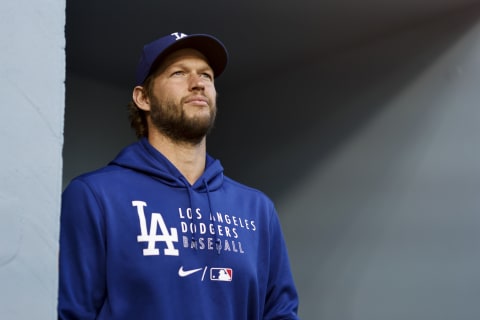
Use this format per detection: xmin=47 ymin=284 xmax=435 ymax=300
xmin=147 ymin=48 xmax=217 ymax=144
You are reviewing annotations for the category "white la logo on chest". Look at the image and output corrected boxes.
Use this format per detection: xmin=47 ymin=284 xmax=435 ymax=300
xmin=132 ymin=200 xmax=179 ymax=256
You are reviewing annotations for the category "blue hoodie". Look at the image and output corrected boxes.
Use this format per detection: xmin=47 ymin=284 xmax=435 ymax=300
xmin=58 ymin=138 xmax=299 ymax=319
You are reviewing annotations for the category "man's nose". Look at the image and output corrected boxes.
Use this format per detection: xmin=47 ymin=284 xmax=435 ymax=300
xmin=189 ymin=73 xmax=205 ymax=91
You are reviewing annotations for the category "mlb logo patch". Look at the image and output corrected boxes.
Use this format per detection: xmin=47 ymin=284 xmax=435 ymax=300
xmin=210 ymin=268 xmax=233 ymax=281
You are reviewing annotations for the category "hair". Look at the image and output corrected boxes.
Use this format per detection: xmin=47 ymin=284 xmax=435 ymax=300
xmin=128 ymin=74 xmax=156 ymax=138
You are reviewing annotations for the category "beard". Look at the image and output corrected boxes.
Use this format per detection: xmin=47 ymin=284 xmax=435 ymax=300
xmin=149 ymin=94 xmax=217 ymax=145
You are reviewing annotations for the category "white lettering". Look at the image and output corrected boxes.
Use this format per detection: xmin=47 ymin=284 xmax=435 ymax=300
xmin=217 ymin=224 xmax=224 ymax=236
xmin=171 ymin=32 xmax=187 ymax=40
xmin=238 ymin=241 xmax=244 ymax=253
xmin=182 ymin=236 xmax=245 ymax=254
xmin=209 ymin=223 xmax=216 ymax=235
xmin=198 ymin=237 xmax=205 ymax=249
xmin=195 ymin=208 xmax=202 ymax=219
xmin=178 ymin=207 xmax=185 ymax=219
xmin=224 ymin=226 xmax=232 ymax=237
xmin=224 ymin=240 xmax=231 ymax=251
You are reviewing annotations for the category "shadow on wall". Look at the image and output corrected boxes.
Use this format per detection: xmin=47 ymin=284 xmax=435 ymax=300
xmin=215 ymin=7 xmax=480 ymax=320
xmin=208 ymin=6 xmax=480 ymax=201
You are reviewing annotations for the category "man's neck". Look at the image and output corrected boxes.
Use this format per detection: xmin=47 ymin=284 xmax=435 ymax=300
xmin=147 ymin=132 xmax=207 ymax=185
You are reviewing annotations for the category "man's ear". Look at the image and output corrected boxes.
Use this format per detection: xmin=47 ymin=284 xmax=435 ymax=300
xmin=132 ymin=86 xmax=151 ymax=111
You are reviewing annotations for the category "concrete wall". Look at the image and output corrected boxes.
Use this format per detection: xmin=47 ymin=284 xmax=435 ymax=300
xmin=0 ymin=0 xmax=65 ymax=319
xmin=274 ymin=11 xmax=480 ymax=320
xmin=63 ymin=8 xmax=480 ymax=320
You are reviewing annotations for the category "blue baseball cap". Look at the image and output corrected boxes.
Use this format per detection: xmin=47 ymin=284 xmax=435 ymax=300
xmin=135 ymin=32 xmax=228 ymax=85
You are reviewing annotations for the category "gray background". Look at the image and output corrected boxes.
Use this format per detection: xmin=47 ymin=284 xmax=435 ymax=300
xmin=2 ymin=0 xmax=480 ymax=319
xmin=64 ymin=2 xmax=480 ymax=319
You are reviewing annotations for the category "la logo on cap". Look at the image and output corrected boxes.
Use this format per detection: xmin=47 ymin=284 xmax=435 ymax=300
xmin=171 ymin=32 xmax=187 ymax=40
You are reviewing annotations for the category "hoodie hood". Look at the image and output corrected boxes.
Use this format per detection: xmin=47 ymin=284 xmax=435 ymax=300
xmin=110 ymin=138 xmax=224 ymax=192
xmin=60 ymin=139 xmax=300 ymax=319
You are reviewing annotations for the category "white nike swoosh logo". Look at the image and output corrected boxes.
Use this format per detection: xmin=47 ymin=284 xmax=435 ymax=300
xmin=178 ymin=266 xmax=203 ymax=277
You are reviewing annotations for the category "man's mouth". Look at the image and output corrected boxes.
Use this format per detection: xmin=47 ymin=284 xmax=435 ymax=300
xmin=184 ymin=96 xmax=209 ymax=106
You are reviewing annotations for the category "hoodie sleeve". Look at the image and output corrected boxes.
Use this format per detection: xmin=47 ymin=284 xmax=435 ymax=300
xmin=263 ymin=207 xmax=300 ymax=320
xmin=58 ymin=178 xmax=107 ymax=320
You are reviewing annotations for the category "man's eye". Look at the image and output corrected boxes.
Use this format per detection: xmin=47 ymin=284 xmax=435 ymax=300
xmin=201 ymin=73 xmax=213 ymax=80
xmin=172 ymin=71 xmax=185 ymax=77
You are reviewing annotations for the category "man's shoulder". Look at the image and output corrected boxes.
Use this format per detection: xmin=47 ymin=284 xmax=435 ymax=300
xmin=66 ymin=164 xmax=128 ymax=189
xmin=222 ymin=175 xmax=272 ymax=201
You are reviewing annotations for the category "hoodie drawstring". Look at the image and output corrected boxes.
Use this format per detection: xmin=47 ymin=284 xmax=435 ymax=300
xmin=180 ymin=177 xmax=198 ymax=250
xmin=180 ymin=177 xmax=221 ymax=254
xmin=203 ymin=179 xmax=221 ymax=255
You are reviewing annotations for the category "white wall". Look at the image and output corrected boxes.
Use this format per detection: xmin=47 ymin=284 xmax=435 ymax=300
xmin=0 ymin=0 xmax=65 ymax=319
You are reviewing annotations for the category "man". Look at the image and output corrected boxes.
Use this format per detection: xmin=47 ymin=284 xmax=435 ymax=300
xmin=58 ymin=32 xmax=300 ymax=320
